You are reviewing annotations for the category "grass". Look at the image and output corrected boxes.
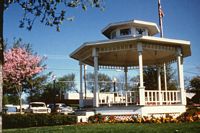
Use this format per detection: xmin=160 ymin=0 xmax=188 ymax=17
xmin=3 ymin=122 xmax=200 ymax=133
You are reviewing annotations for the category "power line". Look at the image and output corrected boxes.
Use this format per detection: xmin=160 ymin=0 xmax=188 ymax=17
xmin=43 ymin=54 xmax=72 ymax=60
xmin=184 ymin=70 xmax=199 ymax=75
xmin=46 ymin=67 xmax=132 ymax=72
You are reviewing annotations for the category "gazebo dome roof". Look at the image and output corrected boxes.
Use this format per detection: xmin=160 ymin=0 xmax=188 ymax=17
xmin=102 ymin=19 xmax=160 ymax=38
xmin=70 ymin=36 xmax=191 ymax=67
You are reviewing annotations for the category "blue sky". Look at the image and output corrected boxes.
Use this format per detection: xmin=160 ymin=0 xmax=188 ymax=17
xmin=4 ymin=0 xmax=200 ymax=81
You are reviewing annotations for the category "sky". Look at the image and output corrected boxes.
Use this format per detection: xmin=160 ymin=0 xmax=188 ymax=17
xmin=3 ymin=0 xmax=200 ymax=82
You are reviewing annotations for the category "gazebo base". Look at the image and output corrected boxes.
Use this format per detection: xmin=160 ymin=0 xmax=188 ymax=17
xmin=76 ymin=105 xmax=186 ymax=122
xmin=95 ymin=105 xmax=186 ymax=117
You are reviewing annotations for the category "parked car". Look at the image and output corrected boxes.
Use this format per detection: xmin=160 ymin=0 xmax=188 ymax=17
xmin=4 ymin=104 xmax=29 ymax=114
xmin=47 ymin=103 xmax=55 ymax=111
xmin=26 ymin=102 xmax=51 ymax=114
xmin=3 ymin=105 xmax=17 ymax=114
xmin=55 ymin=103 xmax=74 ymax=115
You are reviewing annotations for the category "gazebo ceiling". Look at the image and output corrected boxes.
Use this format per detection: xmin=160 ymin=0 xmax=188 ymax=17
xmin=70 ymin=36 xmax=191 ymax=67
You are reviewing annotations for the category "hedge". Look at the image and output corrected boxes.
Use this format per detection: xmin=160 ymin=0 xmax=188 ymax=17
xmin=2 ymin=114 xmax=77 ymax=129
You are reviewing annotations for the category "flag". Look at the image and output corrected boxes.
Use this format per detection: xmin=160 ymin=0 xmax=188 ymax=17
xmin=158 ymin=0 xmax=164 ymax=37
xmin=158 ymin=0 xmax=164 ymax=18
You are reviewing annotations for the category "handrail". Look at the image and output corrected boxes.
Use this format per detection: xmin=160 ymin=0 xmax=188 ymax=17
xmin=98 ymin=90 xmax=181 ymax=106
xmin=144 ymin=90 xmax=181 ymax=105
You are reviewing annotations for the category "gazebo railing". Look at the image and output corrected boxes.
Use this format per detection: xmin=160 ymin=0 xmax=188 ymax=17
xmin=99 ymin=91 xmax=138 ymax=106
xmin=145 ymin=90 xmax=181 ymax=105
xmin=98 ymin=90 xmax=181 ymax=106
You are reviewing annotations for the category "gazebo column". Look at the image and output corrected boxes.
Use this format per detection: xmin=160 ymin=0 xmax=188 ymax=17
xmin=137 ymin=43 xmax=145 ymax=106
xmin=79 ymin=62 xmax=84 ymax=108
xmin=163 ymin=63 xmax=168 ymax=103
xmin=92 ymin=48 xmax=99 ymax=107
xmin=177 ymin=48 xmax=186 ymax=105
xmin=157 ymin=66 xmax=162 ymax=105
xmin=124 ymin=67 xmax=128 ymax=106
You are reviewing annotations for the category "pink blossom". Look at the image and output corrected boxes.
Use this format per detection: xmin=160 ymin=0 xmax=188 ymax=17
xmin=3 ymin=48 xmax=45 ymax=87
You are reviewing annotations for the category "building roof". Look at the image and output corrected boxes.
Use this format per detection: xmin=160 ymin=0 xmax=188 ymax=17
xmin=70 ymin=36 xmax=191 ymax=67
xmin=102 ymin=19 xmax=160 ymax=38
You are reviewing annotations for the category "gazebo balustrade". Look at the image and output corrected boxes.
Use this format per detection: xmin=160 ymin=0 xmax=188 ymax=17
xmin=97 ymin=90 xmax=181 ymax=107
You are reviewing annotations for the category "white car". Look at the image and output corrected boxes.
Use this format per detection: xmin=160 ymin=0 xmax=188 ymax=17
xmin=26 ymin=102 xmax=51 ymax=114
xmin=55 ymin=103 xmax=73 ymax=115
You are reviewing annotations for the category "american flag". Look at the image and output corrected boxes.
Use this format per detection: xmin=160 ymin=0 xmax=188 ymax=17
xmin=158 ymin=0 xmax=164 ymax=18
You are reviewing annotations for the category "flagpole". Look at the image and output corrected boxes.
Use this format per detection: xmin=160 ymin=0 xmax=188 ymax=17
xmin=158 ymin=0 xmax=167 ymax=94
xmin=158 ymin=0 xmax=164 ymax=37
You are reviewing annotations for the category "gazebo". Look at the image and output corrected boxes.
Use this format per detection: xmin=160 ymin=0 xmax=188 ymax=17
xmin=70 ymin=19 xmax=191 ymax=116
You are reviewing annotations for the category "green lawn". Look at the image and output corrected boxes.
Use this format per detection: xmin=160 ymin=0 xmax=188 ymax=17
xmin=3 ymin=122 xmax=200 ymax=133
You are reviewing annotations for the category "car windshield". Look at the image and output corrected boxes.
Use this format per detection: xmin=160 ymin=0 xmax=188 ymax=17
xmin=56 ymin=104 xmax=67 ymax=108
xmin=6 ymin=107 xmax=17 ymax=112
xmin=61 ymin=104 xmax=67 ymax=107
xmin=31 ymin=103 xmax=45 ymax=107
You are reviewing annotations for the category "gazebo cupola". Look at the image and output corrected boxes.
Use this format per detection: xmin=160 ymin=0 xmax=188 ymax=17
xmin=102 ymin=20 xmax=160 ymax=39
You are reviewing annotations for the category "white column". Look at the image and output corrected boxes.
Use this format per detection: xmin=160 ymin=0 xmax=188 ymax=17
xmin=137 ymin=43 xmax=145 ymax=105
xmin=92 ymin=48 xmax=99 ymax=107
xmin=124 ymin=67 xmax=128 ymax=106
xmin=163 ymin=63 xmax=167 ymax=91
xmin=157 ymin=66 xmax=162 ymax=105
xmin=163 ymin=63 xmax=168 ymax=102
xmin=177 ymin=48 xmax=186 ymax=105
xmin=79 ymin=62 xmax=84 ymax=108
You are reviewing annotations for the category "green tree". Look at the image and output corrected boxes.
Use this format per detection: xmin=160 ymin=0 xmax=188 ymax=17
xmin=86 ymin=72 xmax=112 ymax=92
xmin=40 ymin=83 xmax=55 ymax=103
xmin=0 ymin=0 xmax=104 ymax=130
xmin=57 ymin=73 xmax=77 ymax=93
xmin=39 ymin=73 xmax=76 ymax=103
xmin=25 ymin=73 xmax=50 ymax=102
xmin=190 ymin=76 xmax=200 ymax=103
xmin=3 ymin=94 xmax=19 ymax=105
xmin=143 ymin=65 xmax=177 ymax=90
xmin=130 ymin=75 xmax=140 ymax=90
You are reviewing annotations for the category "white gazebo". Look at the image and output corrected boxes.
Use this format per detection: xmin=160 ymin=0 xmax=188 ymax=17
xmin=70 ymin=19 xmax=191 ymax=116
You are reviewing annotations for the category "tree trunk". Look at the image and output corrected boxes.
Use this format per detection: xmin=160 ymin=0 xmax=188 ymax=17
xmin=0 ymin=0 xmax=4 ymax=132
xmin=29 ymin=80 xmax=33 ymax=102
xmin=17 ymin=86 xmax=23 ymax=114
xmin=19 ymin=96 xmax=22 ymax=114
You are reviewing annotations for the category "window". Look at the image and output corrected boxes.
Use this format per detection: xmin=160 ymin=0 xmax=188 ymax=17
xmin=111 ymin=31 xmax=116 ymax=39
xmin=136 ymin=28 xmax=145 ymax=35
xmin=120 ymin=28 xmax=131 ymax=36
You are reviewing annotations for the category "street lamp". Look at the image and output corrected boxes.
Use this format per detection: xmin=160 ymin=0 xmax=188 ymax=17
xmin=52 ymin=74 xmax=56 ymax=109
xmin=112 ymin=77 xmax=117 ymax=92
xmin=112 ymin=77 xmax=117 ymax=103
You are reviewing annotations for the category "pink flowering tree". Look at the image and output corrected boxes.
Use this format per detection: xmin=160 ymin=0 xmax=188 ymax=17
xmin=3 ymin=48 xmax=45 ymax=113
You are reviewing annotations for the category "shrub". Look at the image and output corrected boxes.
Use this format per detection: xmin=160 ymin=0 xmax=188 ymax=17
xmin=177 ymin=107 xmax=200 ymax=122
xmin=2 ymin=114 xmax=77 ymax=129
xmin=88 ymin=113 xmax=103 ymax=123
